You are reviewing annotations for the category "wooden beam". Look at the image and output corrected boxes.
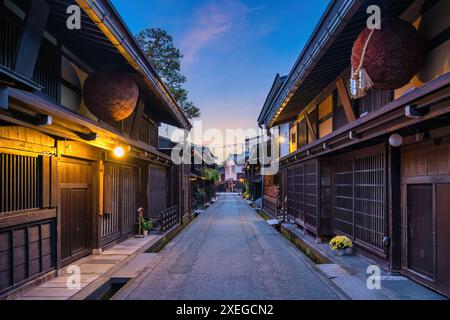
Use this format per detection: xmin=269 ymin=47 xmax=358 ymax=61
xmin=57 ymin=140 xmax=99 ymax=161
xmin=0 ymin=86 xmax=8 ymax=110
xmin=8 ymin=88 xmax=172 ymax=160
xmin=304 ymin=111 xmax=317 ymax=139
xmin=130 ymin=99 xmax=145 ymax=140
xmin=41 ymin=155 xmax=51 ymax=208
xmin=0 ymin=137 xmax=55 ymax=155
xmin=98 ymin=160 xmax=104 ymax=216
xmin=14 ymin=0 xmax=50 ymax=79
xmin=50 ymin=156 xmax=58 ymax=208
xmin=0 ymin=209 xmax=56 ymax=229
xmin=336 ymin=78 xmax=356 ymax=123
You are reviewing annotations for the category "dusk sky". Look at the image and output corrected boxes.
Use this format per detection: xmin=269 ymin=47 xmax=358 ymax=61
xmin=112 ymin=0 xmax=329 ymax=158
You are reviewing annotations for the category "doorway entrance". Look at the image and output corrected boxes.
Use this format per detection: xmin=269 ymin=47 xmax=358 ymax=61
xmin=402 ymin=138 xmax=450 ymax=297
xmin=59 ymin=159 xmax=92 ymax=267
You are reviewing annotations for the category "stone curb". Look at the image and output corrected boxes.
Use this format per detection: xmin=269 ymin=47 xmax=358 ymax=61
xmin=70 ymin=214 xmax=203 ymax=300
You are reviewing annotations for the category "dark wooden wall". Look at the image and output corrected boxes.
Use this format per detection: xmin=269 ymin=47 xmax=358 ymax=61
xmin=147 ymin=165 xmax=167 ymax=219
xmin=0 ymin=127 xmax=58 ymax=294
xmin=401 ymin=137 xmax=450 ymax=297
xmin=0 ymin=216 xmax=56 ymax=294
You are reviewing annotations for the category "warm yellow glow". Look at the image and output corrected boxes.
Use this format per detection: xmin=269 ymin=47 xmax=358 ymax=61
xmin=113 ymin=146 xmax=125 ymax=157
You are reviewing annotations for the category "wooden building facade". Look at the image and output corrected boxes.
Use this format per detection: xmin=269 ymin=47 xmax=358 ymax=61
xmin=0 ymin=0 xmax=191 ymax=296
xmin=258 ymin=0 xmax=450 ymax=297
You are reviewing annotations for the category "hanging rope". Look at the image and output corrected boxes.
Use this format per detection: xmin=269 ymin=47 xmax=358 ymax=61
xmin=350 ymin=28 xmax=376 ymax=99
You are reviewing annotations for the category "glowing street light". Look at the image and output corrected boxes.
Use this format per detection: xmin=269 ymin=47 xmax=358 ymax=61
xmin=113 ymin=145 xmax=125 ymax=157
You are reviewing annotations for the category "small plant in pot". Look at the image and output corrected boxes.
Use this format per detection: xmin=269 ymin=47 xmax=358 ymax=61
xmin=141 ymin=218 xmax=153 ymax=236
xmin=329 ymin=236 xmax=353 ymax=256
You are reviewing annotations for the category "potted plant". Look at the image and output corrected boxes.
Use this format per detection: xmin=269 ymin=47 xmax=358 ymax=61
xmin=141 ymin=218 xmax=153 ymax=236
xmin=329 ymin=235 xmax=353 ymax=256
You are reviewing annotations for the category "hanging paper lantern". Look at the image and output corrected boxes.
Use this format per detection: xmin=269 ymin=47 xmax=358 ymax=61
xmin=83 ymin=71 xmax=139 ymax=122
xmin=350 ymin=18 xmax=424 ymax=99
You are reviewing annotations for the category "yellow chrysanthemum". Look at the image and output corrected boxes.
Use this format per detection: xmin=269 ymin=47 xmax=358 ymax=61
xmin=329 ymin=235 xmax=353 ymax=250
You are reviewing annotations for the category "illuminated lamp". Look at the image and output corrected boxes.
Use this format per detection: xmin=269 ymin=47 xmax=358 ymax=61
xmin=113 ymin=145 xmax=125 ymax=157
xmin=388 ymin=133 xmax=403 ymax=147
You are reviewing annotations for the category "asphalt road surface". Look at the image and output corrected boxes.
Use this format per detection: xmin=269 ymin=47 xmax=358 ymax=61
xmin=117 ymin=193 xmax=344 ymax=300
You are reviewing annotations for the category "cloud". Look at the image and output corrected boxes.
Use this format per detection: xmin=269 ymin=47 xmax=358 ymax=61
xmin=180 ymin=0 xmax=260 ymax=64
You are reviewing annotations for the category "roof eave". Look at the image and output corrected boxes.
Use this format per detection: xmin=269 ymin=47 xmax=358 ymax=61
xmin=266 ymin=0 xmax=363 ymax=127
xmin=76 ymin=0 xmax=192 ymax=130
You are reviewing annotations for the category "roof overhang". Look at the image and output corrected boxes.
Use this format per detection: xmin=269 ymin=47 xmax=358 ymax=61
xmin=33 ymin=0 xmax=191 ymax=130
xmin=76 ymin=0 xmax=192 ymax=130
xmin=6 ymin=88 xmax=172 ymax=163
xmin=257 ymin=73 xmax=286 ymax=126
xmin=267 ymin=0 xmax=415 ymax=128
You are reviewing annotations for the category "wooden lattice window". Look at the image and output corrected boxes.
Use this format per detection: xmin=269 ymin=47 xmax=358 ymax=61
xmin=332 ymin=146 xmax=386 ymax=254
xmin=32 ymin=40 xmax=61 ymax=101
xmin=332 ymin=159 xmax=354 ymax=236
xmin=0 ymin=153 xmax=41 ymax=213
xmin=304 ymin=162 xmax=318 ymax=228
xmin=354 ymin=153 xmax=385 ymax=252
xmin=287 ymin=167 xmax=296 ymax=220
xmin=286 ymin=161 xmax=318 ymax=231
xmin=101 ymin=163 xmax=137 ymax=245
xmin=0 ymin=12 xmax=21 ymax=69
xmin=294 ymin=165 xmax=304 ymax=220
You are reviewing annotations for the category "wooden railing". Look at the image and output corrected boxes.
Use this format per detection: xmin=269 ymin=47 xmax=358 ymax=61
xmin=160 ymin=205 xmax=179 ymax=232
xmin=263 ymin=195 xmax=279 ymax=219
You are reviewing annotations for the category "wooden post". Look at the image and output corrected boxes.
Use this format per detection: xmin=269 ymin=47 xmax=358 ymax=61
xmin=50 ymin=156 xmax=58 ymax=208
xmin=336 ymin=79 xmax=356 ymax=123
xmin=304 ymin=111 xmax=317 ymax=140
xmin=130 ymin=99 xmax=145 ymax=140
xmin=388 ymin=145 xmax=402 ymax=271
xmin=41 ymin=155 xmax=51 ymax=208
xmin=14 ymin=0 xmax=50 ymax=79
xmin=98 ymin=160 xmax=104 ymax=216
xmin=0 ymin=86 xmax=8 ymax=110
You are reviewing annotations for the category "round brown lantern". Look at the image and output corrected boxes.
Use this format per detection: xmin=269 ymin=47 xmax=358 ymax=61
xmin=83 ymin=71 xmax=139 ymax=122
xmin=350 ymin=18 xmax=424 ymax=98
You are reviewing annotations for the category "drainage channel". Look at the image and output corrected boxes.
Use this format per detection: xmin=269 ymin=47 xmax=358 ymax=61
xmin=84 ymin=209 xmax=209 ymax=300
xmin=85 ymin=278 xmax=131 ymax=300
xmin=256 ymin=209 xmax=330 ymax=265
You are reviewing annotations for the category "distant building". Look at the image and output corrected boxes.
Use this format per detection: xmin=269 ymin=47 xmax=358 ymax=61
xmin=223 ymin=152 xmax=246 ymax=192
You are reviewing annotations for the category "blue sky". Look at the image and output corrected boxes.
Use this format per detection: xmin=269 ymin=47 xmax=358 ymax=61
xmin=112 ymin=0 xmax=329 ymax=136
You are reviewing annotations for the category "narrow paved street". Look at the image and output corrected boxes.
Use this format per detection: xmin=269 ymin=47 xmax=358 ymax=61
xmin=117 ymin=194 xmax=343 ymax=300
